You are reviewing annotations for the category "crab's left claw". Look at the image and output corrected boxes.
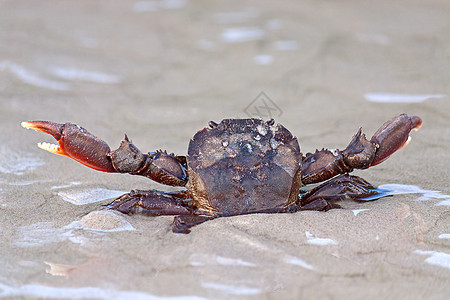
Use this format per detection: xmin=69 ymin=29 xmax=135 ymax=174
xmin=341 ymin=114 xmax=422 ymax=168
xmin=302 ymin=114 xmax=422 ymax=185
xmin=22 ymin=121 xmax=116 ymax=172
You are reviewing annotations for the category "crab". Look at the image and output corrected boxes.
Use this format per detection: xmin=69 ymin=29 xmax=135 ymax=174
xmin=22 ymin=114 xmax=422 ymax=233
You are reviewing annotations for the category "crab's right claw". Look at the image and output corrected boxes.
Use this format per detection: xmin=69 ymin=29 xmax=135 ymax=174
xmin=22 ymin=121 xmax=116 ymax=172
xmin=370 ymin=114 xmax=422 ymax=166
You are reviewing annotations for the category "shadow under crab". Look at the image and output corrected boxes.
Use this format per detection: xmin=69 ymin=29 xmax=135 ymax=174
xmin=22 ymin=114 xmax=422 ymax=233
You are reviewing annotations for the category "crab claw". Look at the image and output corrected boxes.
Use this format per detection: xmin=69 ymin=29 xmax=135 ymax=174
xmin=22 ymin=121 xmax=116 ymax=172
xmin=370 ymin=114 xmax=422 ymax=166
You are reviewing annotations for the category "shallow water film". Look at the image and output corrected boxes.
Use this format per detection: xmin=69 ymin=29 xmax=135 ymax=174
xmin=1 ymin=0 xmax=449 ymax=299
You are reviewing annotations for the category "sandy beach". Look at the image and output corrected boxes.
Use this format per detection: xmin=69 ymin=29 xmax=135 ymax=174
xmin=1 ymin=0 xmax=449 ymax=299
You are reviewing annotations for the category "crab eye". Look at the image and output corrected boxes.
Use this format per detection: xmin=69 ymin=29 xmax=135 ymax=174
xmin=266 ymin=118 xmax=275 ymax=126
xmin=208 ymin=121 xmax=218 ymax=128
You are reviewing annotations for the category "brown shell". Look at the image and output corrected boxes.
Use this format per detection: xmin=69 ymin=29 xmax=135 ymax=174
xmin=187 ymin=119 xmax=302 ymax=216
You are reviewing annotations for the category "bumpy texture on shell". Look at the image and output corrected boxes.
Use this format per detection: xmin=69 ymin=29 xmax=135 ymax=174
xmin=187 ymin=119 xmax=302 ymax=215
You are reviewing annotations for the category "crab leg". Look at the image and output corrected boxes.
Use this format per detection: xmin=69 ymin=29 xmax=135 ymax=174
xmin=301 ymin=114 xmax=422 ymax=184
xmin=22 ymin=121 xmax=188 ymax=186
xmin=299 ymin=174 xmax=377 ymax=210
xmin=109 ymin=189 xmax=192 ymax=216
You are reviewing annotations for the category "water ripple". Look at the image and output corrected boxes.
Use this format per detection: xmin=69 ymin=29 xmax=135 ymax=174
xmin=0 ymin=61 xmax=69 ymax=91
xmin=0 ymin=282 xmax=205 ymax=300
xmin=0 ymin=147 xmax=45 ymax=175
xmin=364 ymin=93 xmax=446 ymax=103
xmin=362 ymin=183 xmax=450 ymax=205
xmin=414 ymin=250 xmax=450 ymax=270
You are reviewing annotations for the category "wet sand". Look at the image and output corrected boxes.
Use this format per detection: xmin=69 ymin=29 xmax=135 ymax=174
xmin=1 ymin=0 xmax=449 ymax=299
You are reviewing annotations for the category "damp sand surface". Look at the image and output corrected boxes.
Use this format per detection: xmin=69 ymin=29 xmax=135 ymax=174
xmin=1 ymin=1 xmax=449 ymax=299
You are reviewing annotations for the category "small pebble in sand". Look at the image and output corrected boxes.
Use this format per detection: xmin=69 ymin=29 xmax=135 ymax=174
xmin=77 ymin=211 xmax=135 ymax=232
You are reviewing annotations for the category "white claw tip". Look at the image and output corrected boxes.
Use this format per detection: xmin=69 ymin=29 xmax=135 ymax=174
xmin=37 ymin=142 xmax=62 ymax=155
xmin=21 ymin=121 xmax=33 ymax=129
xmin=405 ymin=135 xmax=412 ymax=145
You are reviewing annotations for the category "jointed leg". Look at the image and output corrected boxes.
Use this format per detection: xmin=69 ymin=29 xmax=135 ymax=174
xmin=108 ymin=190 xmax=215 ymax=233
xmin=109 ymin=189 xmax=192 ymax=216
xmin=299 ymin=174 xmax=377 ymax=210
xmin=172 ymin=215 xmax=215 ymax=234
